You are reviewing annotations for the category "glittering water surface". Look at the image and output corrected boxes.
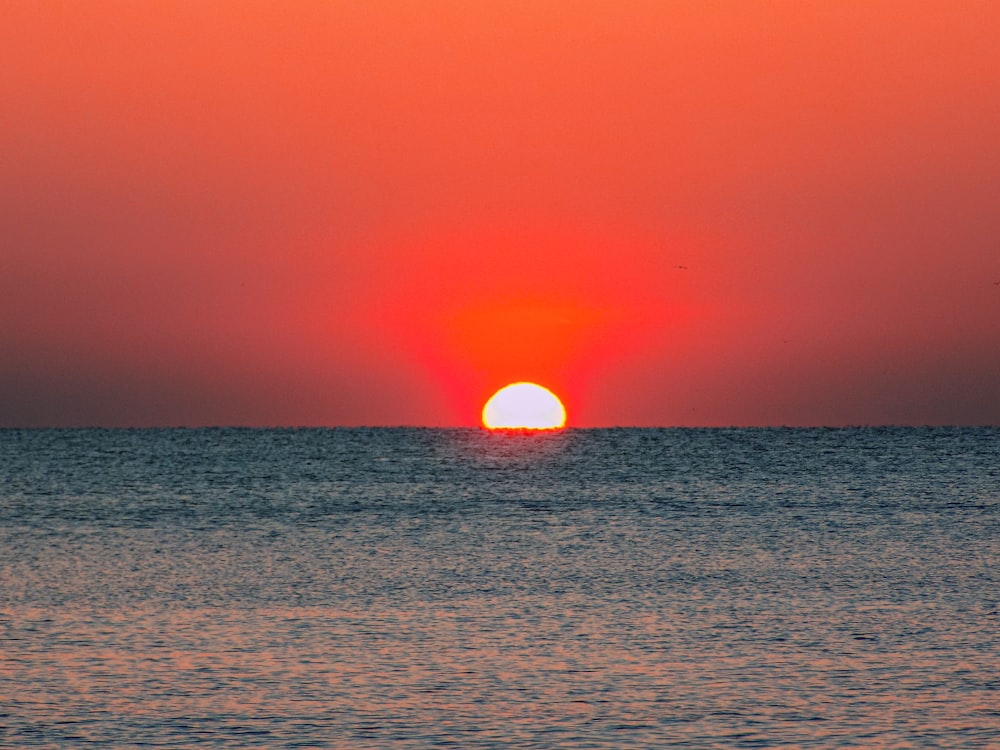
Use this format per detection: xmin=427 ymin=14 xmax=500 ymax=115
xmin=2 ymin=428 xmax=998 ymax=748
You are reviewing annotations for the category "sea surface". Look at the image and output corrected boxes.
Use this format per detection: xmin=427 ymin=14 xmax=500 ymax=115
xmin=1 ymin=427 xmax=998 ymax=748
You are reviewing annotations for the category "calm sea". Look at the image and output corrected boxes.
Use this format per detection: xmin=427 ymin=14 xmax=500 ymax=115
xmin=1 ymin=427 xmax=998 ymax=748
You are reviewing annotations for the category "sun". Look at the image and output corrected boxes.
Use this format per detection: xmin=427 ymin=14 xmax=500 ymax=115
xmin=482 ymin=382 xmax=567 ymax=430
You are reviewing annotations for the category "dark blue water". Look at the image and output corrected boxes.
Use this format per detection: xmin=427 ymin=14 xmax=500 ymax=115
xmin=2 ymin=428 xmax=998 ymax=747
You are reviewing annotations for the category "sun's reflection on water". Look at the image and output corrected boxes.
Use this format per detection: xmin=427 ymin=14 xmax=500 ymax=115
xmin=444 ymin=426 xmax=574 ymax=470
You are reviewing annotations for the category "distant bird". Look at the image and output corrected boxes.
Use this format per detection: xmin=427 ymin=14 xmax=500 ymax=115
xmin=674 ymin=265 xmax=688 ymax=270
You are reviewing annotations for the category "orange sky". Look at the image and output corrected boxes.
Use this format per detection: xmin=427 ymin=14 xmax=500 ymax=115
xmin=2 ymin=1 xmax=998 ymax=426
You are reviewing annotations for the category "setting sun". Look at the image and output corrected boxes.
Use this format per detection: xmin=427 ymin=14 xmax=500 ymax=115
xmin=482 ymin=382 xmax=566 ymax=430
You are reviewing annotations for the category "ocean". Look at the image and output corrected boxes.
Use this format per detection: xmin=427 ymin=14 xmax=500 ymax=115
xmin=1 ymin=427 xmax=998 ymax=748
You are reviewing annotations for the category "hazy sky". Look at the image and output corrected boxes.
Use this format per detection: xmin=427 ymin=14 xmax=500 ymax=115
xmin=3 ymin=1 xmax=998 ymax=426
